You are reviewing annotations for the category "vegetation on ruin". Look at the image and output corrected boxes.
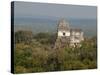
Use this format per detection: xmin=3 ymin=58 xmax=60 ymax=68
xmin=14 ymin=30 xmax=97 ymax=73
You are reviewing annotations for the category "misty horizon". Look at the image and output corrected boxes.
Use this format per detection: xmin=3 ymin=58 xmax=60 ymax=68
xmin=14 ymin=1 xmax=97 ymax=38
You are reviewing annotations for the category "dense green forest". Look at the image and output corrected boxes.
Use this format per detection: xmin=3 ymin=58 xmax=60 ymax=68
xmin=14 ymin=30 xmax=97 ymax=73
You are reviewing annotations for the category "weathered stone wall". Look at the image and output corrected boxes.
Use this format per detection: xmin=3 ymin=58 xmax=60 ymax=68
xmin=54 ymin=19 xmax=84 ymax=49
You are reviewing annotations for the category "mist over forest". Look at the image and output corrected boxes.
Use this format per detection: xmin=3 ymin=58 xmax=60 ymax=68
xmin=14 ymin=17 xmax=97 ymax=38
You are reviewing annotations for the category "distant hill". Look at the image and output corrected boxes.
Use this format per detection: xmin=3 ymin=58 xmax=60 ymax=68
xmin=14 ymin=17 xmax=97 ymax=37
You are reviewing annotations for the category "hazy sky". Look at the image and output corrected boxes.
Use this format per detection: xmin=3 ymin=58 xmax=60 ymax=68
xmin=14 ymin=1 xmax=97 ymax=19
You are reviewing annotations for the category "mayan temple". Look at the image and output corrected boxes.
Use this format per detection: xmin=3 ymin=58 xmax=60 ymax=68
xmin=54 ymin=19 xmax=84 ymax=49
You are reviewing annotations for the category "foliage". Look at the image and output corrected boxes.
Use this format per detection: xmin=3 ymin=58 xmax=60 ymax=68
xmin=33 ymin=32 xmax=56 ymax=45
xmin=14 ymin=31 xmax=97 ymax=73
xmin=15 ymin=30 xmax=33 ymax=44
